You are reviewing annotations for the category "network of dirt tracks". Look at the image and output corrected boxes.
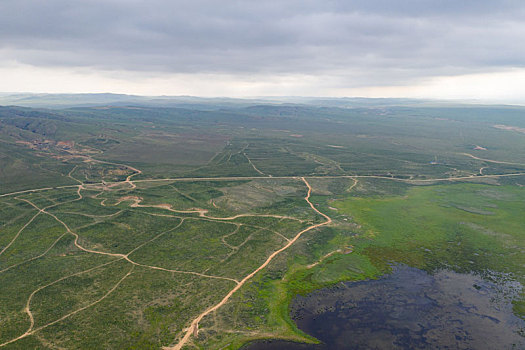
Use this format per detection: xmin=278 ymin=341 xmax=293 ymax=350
xmin=0 ymin=172 xmax=332 ymax=348
xmin=1 ymin=152 xmax=525 ymax=348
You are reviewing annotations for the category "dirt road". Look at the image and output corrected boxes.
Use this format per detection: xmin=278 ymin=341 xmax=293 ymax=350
xmin=3 ymin=171 xmax=525 ymax=200
xmin=164 ymin=177 xmax=331 ymax=350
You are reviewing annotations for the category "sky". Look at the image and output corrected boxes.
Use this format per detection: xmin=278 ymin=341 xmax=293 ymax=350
xmin=1 ymin=0 xmax=525 ymax=101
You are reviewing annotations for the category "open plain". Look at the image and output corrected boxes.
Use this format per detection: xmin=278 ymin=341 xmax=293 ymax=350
xmin=1 ymin=99 xmax=524 ymax=349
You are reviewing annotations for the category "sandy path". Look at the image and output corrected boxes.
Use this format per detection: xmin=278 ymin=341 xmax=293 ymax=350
xmin=62 ymin=149 xmax=142 ymax=189
xmin=243 ymin=151 xmax=266 ymax=176
xmin=22 ymin=197 xmax=238 ymax=284
xmin=39 ymin=202 xmax=235 ymax=283
xmin=125 ymin=260 xmax=239 ymax=284
xmin=459 ymin=152 xmax=525 ymax=166
xmin=0 ymin=233 xmax=68 ymax=274
xmin=0 ymin=259 xmax=125 ymax=348
xmin=164 ymin=177 xmax=331 ymax=350
xmin=307 ymin=249 xmax=342 ymax=269
xmin=18 ymin=198 xmax=127 ymax=261
xmin=0 ymin=211 xmax=41 ymax=256
xmin=67 ymin=165 xmax=83 ymax=185
xmin=28 ymin=266 xmax=134 ymax=340
xmin=0 ymin=186 xmax=80 ymax=198
xmin=347 ymin=177 xmax=358 ymax=192
xmin=0 ymin=187 xmax=84 ymax=271
xmin=121 ymin=195 xmax=304 ymax=222
xmin=9 ymin=197 xmax=279 ymax=289
xmin=0 ymin=195 xmax=239 ymax=347
xmin=123 ymin=165 xmax=142 ymax=189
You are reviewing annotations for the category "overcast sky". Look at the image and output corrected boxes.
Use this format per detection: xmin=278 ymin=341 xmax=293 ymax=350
xmin=1 ymin=0 xmax=525 ymax=101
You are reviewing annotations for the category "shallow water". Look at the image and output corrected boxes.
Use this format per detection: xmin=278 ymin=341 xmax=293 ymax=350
xmin=246 ymin=266 xmax=524 ymax=350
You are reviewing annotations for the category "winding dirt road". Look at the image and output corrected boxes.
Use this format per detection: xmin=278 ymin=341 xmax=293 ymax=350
xmin=459 ymin=152 xmax=525 ymax=166
xmin=1 ymin=157 xmax=525 ymax=348
xmin=2 ymin=171 xmax=525 ymax=200
xmin=164 ymin=177 xmax=331 ymax=350
xmin=118 ymin=195 xmax=303 ymax=222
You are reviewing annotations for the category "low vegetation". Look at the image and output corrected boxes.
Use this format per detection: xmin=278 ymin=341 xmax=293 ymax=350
xmin=1 ymin=102 xmax=524 ymax=348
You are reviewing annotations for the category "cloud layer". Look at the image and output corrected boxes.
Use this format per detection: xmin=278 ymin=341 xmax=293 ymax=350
xmin=1 ymin=0 xmax=524 ymax=95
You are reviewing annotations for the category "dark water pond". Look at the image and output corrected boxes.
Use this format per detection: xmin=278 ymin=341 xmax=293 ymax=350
xmin=246 ymin=266 xmax=524 ymax=350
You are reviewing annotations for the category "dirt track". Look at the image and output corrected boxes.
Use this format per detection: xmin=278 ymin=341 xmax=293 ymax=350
xmin=2 ymin=171 xmax=525 ymax=200
xmin=0 ymin=176 xmax=331 ymax=349
xmin=459 ymin=152 xmax=525 ymax=166
xmin=164 ymin=177 xmax=332 ymax=350
xmin=1 ymin=156 xmax=524 ymax=348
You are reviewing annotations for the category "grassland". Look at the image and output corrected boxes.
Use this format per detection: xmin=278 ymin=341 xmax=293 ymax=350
xmin=1 ymin=101 xmax=525 ymax=349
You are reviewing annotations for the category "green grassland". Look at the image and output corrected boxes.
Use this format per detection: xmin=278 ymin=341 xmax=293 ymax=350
xmin=1 ymin=101 xmax=525 ymax=349
xmin=3 ymin=104 xmax=525 ymax=191
xmin=192 ymin=178 xmax=525 ymax=349
xmin=0 ymin=177 xmax=322 ymax=349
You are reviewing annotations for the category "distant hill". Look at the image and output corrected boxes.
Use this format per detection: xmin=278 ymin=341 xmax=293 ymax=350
xmin=0 ymin=93 xmax=497 ymax=109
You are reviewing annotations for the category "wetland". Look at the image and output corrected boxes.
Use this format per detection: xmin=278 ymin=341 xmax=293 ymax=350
xmin=248 ymin=266 xmax=524 ymax=349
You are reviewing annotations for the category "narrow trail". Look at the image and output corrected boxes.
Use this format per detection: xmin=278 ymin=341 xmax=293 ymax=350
xmin=0 ymin=186 xmax=84 ymax=271
xmin=347 ymin=177 xmax=358 ymax=192
xmin=0 ymin=233 xmax=68 ymax=274
xmin=14 ymin=196 xmax=233 ymax=282
xmin=124 ymin=166 xmax=141 ymax=189
xmin=0 ymin=210 xmax=41 ymax=257
xmin=0 ymin=186 xmax=77 ymax=199
xmin=57 ymin=210 xmax=123 ymax=219
xmin=18 ymin=198 xmax=128 ymax=261
xmin=203 ymin=213 xmax=301 ymax=222
xmin=123 ymin=220 xmax=239 ymax=284
xmin=126 ymin=261 xmax=239 ymax=284
xmin=23 ymin=259 xmax=121 ymax=336
xmin=243 ymin=151 xmax=266 ymax=176
xmin=220 ymin=224 xmax=241 ymax=250
xmin=61 ymin=148 xmax=142 ymax=189
xmin=216 ymin=223 xmax=290 ymax=265
xmin=125 ymin=221 xmax=186 ymax=257
xmin=164 ymin=177 xmax=332 ymax=350
xmin=134 ymin=210 xmax=296 ymax=251
xmin=0 ymin=195 xmax=238 ymax=347
xmin=459 ymin=152 xmax=525 ymax=166
xmin=0 ymin=148 xmax=140 ymax=199
xmin=66 ymin=165 xmax=83 ymax=185
xmin=14 ymin=196 xmax=261 ymax=288
xmin=266 ymin=228 xmax=291 ymax=243
xmin=306 ymin=249 xmax=342 ymax=269
xmin=71 ymin=151 xmax=143 ymax=181
xmin=32 ymin=200 xmax=236 ymax=283
xmin=0 ymin=259 xmax=124 ymax=348
xmin=34 ymin=264 xmax=134 ymax=332
xmin=118 ymin=196 xmax=304 ymax=222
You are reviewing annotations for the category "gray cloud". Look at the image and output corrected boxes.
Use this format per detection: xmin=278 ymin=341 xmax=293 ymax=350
xmin=1 ymin=0 xmax=524 ymax=87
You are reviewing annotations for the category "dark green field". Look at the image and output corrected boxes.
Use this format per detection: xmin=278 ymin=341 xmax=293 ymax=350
xmin=1 ymin=99 xmax=524 ymax=349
